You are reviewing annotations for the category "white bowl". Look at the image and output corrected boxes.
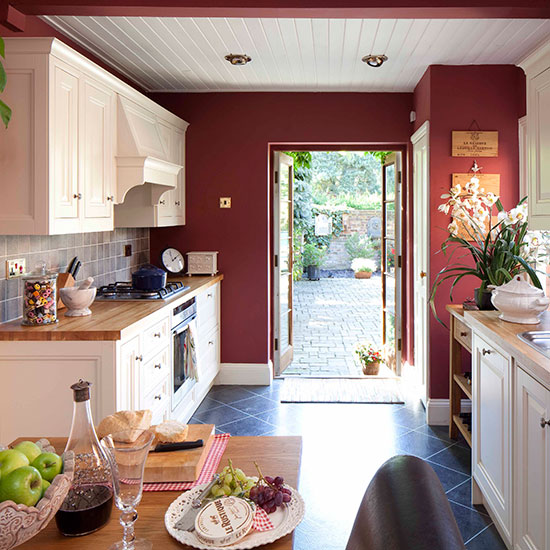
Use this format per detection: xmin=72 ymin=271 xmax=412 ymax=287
xmin=59 ymin=287 xmax=97 ymax=317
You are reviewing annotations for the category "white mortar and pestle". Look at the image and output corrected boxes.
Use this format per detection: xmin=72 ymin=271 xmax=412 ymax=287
xmin=59 ymin=277 xmax=97 ymax=317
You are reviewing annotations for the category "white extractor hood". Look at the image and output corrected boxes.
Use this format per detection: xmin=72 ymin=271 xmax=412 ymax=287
xmin=116 ymin=95 xmax=182 ymax=203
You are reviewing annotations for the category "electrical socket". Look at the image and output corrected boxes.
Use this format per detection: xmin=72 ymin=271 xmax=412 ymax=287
xmin=124 ymin=244 xmax=132 ymax=257
xmin=6 ymin=258 xmax=26 ymax=279
xmin=220 ymin=197 xmax=231 ymax=208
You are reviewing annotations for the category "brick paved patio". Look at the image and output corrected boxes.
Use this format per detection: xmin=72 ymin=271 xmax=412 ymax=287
xmin=285 ymin=276 xmax=383 ymax=376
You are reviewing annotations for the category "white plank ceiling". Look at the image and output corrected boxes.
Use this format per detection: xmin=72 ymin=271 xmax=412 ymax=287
xmin=42 ymin=16 xmax=550 ymax=92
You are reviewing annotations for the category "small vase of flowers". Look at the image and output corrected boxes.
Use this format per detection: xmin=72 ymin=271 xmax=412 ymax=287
xmin=431 ymin=170 xmax=545 ymax=321
xmin=355 ymin=342 xmax=382 ymax=375
xmin=351 ymin=258 xmax=377 ymax=279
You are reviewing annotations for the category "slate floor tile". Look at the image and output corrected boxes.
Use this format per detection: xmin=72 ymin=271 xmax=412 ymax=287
xmin=395 ymin=430 xmax=453 ymax=459
xmin=465 ymin=524 xmax=508 ymax=549
xmin=206 ymin=386 xmax=256 ymax=404
xmin=230 ymin=395 xmax=279 ymax=415
xmin=391 ymin=405 xmax=428 ymax=430
xmin=217 ymin=415 xmax=275 ymax=436
xmin=192 ymin=396 xmax=224 ymax=416
xmin=414 ymin=423 xmax=455 ymax=444
xmin=446 ymin=478 xmax=477 ymax=508
xmin=429 ymin=463 xmax=470 ymax=493
xmin=449 ymin=501 xmax=493 ymax=544
xmin=193 ymin=403 xmax=248 ymax=425
xmin=428 ymin=443 xmax=472 ymax=475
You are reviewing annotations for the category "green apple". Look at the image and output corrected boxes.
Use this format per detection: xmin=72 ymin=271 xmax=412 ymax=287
xmin=13 ymin=441 xmax=42 ymax=463
xmin=40 ymin=478 xmax=50 ymax=498
xmin=31 ymin=452 xmax=62 ymax=482
xmin=0 ymin=449 xmax=29 ymax=478
xmin=0 ymin=466 xmax=42 ymax=506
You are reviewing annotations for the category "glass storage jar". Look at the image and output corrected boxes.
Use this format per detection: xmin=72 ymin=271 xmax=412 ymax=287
xmin=21 ymin=261 xmax=58 ymax=325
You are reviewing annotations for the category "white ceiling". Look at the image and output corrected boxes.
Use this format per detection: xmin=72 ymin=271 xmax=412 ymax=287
xmin=42 ymin=16 xmax=550 ymax=92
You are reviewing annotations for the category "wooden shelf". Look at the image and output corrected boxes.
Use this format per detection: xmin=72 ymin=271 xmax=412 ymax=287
xmin=452 ymin=414 xmax=472 ymax=448
xmin=453 ymin=374 xmax=473 ymax=400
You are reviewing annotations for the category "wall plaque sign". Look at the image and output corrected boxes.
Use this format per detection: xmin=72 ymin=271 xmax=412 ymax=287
xmin=452 ymin=131 xmax=498 ymax=157
xmin=314 ymin=213 xmax=332 ymax=236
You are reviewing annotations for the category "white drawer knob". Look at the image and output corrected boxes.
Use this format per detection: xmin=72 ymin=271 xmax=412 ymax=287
xmin=153 ymin=332 xmax=161 ymax=338
xmin=136 ymin=355 xmax=143 ymax=362
xmin=482 ymin=349 xmax=492 ymax=356
xmin=154 ymin=364 xmax=162 ymax=369
xmin=154 ymin=394 xmax=162 ymax=401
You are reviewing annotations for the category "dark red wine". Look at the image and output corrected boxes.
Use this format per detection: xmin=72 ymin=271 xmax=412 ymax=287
xmin=55 ymin=485 xmax=113 ymax=536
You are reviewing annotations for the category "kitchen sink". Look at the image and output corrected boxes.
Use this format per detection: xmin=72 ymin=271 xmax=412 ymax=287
xmin=518 ymin=331 xmax=550 ymax=359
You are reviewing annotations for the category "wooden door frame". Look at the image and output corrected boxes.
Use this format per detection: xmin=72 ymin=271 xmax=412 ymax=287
xmin=268 ymin=142 xmax=409 ymax=378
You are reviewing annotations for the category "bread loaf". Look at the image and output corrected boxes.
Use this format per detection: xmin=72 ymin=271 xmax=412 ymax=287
xmin=151 ymin=420 xmax=189 ymax=445
xmin=97 ymin=410 xmax=153 ymax=443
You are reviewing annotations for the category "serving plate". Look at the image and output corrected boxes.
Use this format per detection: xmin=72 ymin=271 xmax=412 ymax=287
xmin=165 ymin=483 xmax=305 ymax=549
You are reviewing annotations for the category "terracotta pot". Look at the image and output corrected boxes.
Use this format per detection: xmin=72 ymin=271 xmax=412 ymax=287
xmin=355 ymin=271 xmax=372 ymax=279
xmin=362 ymin=361 xmax=380 ymax=376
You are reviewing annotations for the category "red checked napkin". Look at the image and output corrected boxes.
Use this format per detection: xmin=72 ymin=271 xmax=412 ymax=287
xmin=143 ymin=433 xmax=230 ymax=492
xmin=253 ymin=507 xmax=275 ymax=532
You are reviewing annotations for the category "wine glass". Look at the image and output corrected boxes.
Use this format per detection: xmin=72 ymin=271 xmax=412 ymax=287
xmin=101 ymin=430 xmax=154 ymax=550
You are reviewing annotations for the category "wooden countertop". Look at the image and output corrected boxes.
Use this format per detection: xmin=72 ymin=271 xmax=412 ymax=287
xmin=0 ymin=275 xmax=223 ymax=341
xmin=464 ymin=309 xmax=550 ymax=388
xmin=13 ymin=435 xmax=302 ymax=550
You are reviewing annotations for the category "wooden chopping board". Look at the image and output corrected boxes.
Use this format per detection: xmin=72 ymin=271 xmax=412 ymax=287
xmin=144 ymin=424 xmax=215 ymax=482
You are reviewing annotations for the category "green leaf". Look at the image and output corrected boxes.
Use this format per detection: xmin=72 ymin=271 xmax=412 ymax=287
xmin=0 ymin=37 xmax=4 ymax=59
xmin=0 ymin=62 xmax=6 ymax=94
xmin=0 ymin=99 xmax=12 ymax=129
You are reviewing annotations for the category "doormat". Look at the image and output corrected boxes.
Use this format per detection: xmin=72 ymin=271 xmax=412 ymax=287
xmin=280 ymin=377 xmax=404 ymax=404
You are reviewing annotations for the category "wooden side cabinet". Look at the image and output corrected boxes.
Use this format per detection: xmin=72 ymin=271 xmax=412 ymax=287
xmin=447 ymin=305 xmax=473 ymax=446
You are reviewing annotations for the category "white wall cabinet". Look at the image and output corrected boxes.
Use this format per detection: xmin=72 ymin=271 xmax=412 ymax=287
xmin=520 ymin=39 xmax=550 ymax=231
xmin=0 ymin=281 xmax=221 ymax=442
xmin=1 ymin=37 xmax=188 ymax=234
xmin=514 ymin=365 xmax=550 ymax=550
xmin=472 ymin=333 xmax=512 ymax=545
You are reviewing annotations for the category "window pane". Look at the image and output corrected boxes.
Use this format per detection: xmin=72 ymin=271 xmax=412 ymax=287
xmin=385 ymin=239 xmax=396 ymax=275
xmin=384 ymin=163 xmax=395 ymax=202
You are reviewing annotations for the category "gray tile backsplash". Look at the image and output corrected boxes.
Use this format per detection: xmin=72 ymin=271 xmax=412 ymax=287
xmin=0 ymin=228 xmax=150 ymax=323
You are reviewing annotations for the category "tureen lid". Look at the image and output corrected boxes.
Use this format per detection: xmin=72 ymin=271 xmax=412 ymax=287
xmin=495 ymin=276 xmax=544 ymax=296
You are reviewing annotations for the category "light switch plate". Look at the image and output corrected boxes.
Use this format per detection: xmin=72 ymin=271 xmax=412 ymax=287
xmin=220 ymin=197 xmax=231 ymax=208
xmin=6 ymin=258 xmax=26 ymax=279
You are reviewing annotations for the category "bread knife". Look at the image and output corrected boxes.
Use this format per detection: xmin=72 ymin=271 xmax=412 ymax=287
xmin=151 ymin=439 xmax=204 ymax=453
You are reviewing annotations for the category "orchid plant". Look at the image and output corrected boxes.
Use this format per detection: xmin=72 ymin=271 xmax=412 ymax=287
xmin=430 ymin=173 xmax=546 ymax=321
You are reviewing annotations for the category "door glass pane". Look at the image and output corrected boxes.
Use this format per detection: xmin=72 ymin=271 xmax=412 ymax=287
xmin=385 ymin=239 xmax=396 ymax=275
xmin=385 ymin=313 xmax=396 ymax=346
xmin=280 ymin=166 xmax=291 ymax=273
xmin=385 ymin=275 xmax=395 ymax=315
xmin=384 ymin=163 xmax=395 ymax=202
xmin=280 ymin=273 xmax=291 ymax=350
xmin=384 ymin=201 xmax=395 ymax=238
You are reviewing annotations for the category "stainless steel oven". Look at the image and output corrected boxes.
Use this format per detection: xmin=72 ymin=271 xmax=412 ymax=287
xmin=171 ymin=297 xmax=197 ymax=411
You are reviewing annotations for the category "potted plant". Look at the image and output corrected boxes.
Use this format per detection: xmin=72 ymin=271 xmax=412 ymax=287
xmin=431 ymin=179 xmax=544 ymax=320
xmin=302 ymin=243 xmax=326 ymax=281
xmin=355 ymin=342 xmax=382 ymax=375
xmin=351 ymin=258 xmax=377 ymax=279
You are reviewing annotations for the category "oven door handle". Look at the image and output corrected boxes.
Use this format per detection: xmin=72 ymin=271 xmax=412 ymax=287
xmin=172 ymin=313 xmax=197 ymax=335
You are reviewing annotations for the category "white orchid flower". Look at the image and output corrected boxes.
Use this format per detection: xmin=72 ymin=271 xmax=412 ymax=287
xmin=438 ymin=203 xmax=451 ymax=214
xmin=449 ymin=184 xmax=461 ymax=198
xmin=483 ymin=192 xmax=498 ymax=206
xmin=497 ymin=210 xmax=511 ymax=225
xmin=448 ymin=221 xmax=459 ymax=236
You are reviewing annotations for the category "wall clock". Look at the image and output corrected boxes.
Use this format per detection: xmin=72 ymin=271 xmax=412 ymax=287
xmin=161 ymin=247 xmax=185 ymax=274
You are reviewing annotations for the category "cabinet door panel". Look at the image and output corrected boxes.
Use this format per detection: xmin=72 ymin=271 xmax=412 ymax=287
xmin=515 ymin=366 xmax=550 ymax=550
xmin=118 ymin=336 xmax=140 ymax=411
xmin=81 ymin=78 xmax=115 ymax=227
xmin=51 ymin=61 xmax=79 ymax=225
xmin=472 ymin=334 xmax=511 ymax=543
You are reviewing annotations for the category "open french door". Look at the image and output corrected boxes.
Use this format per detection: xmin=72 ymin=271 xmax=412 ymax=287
xmin=381 ymin=152 xmax=402 ymax=375
xmin=273 ymin=152 xmax=294 ymax=377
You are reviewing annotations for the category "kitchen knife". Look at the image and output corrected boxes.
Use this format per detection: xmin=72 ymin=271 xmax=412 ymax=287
xmin=67 ymin=257 xmax=77 ymax=275
xmin=174 ymin=475 xmax=220 ymax=531
xmin=72 ymin=261 xmax=82 ymax=279
xmin=152 ymin=439 xmax=204 ymax=453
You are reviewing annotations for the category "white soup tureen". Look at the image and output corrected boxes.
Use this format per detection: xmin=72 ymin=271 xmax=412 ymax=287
xmin=491 ymin=276 xmax=550 ymax=324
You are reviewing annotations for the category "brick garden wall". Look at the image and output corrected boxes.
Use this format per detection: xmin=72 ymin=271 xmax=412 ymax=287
xmin=323 ymin=209 xmax=394 ymax=270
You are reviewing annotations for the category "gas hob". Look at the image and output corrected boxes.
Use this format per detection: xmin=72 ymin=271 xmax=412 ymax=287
xmin=95 ymin=281 xmax=189 ymax=301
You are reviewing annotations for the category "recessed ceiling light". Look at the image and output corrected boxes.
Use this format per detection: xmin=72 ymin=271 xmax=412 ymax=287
xmin=362 ymin=54 xmax=388 ymax=68
xmin=224 ymin=53 xmax=252 ymax=66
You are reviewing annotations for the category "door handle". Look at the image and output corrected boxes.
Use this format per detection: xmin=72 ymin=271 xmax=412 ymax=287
xmin=541 ymin=418 xmax=550 ymax=428
xmin=419 ymin=271 xmax=427 ymax=279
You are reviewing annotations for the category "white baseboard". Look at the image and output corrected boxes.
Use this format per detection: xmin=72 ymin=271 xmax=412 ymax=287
xmin=427 ymin=398 xmax=472 ymax=426
xmin=215 ymin=362 xmax=273 ymax=386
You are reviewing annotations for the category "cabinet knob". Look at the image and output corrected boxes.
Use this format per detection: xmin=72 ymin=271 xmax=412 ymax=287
xmin=208 ymin=340 xmax=214 ymax=346
xmin=541 ymin=418 xmax=550 ymax=428
xmin=73 ymin=193 xmax=82 ymax=200
xmin=159 ymin=200 xmax=166 ymax=205
xmin=154 ymin=394 xmax=162 ymax=401
xmin=136 ymin=355 xmax=143 ymax=362
xmin=106 ymin=195 xmax=115 ymax=201
xmin=207 ymin=293 xmax=213 ymax=298
xmin=154 ymin=363 xmax=162 ymax=369
xmin=175 ymin=201 xmax=181 ymax=206
xmin=482 ymin=349 xmax=492 ymax=356
xmin=153 ymin=332 xmax=161 ymax=338
xmin=460 ymin=331 xmax=468 ymax=337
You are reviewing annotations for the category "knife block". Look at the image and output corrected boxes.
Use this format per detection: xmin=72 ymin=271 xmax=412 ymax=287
xmin=57 ymin=273 xmax=75 ymax=310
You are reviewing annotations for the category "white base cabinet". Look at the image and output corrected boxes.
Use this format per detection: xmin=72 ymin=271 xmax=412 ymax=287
xmin=514 ymin=366 xmax=550 ymax=550
xmin=472 ymin=333 xmax=512 ymax=545
xmin=0 ymin=283 xmax=221 ymax=443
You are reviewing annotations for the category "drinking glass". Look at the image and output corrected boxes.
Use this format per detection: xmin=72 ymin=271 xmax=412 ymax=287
xmin=101 ymin=430 xmax=154 ymax=550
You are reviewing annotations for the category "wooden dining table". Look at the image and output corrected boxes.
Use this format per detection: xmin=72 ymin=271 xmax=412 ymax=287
xmin=12 ymin=435 xmax=303 ymax=550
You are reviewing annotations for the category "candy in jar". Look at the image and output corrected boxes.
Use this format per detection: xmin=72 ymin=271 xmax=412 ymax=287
xmin=22 ymin=261 xmax=58 ymax=326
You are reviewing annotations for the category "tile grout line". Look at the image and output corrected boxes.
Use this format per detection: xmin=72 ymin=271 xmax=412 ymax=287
xmin=462 ymin=521 xmax=495 ymax=546
xmin=448 ymin=498 xmax=491 ymax=518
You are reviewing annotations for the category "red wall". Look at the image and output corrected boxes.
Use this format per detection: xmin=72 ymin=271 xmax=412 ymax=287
xmin=149 ymin=92 xmax=413 ymax=365
xmin=413 ymin=65 xmax=526 ymax=399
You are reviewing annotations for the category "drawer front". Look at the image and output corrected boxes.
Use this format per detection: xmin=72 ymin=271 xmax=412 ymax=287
xmin=141 ymin=347 xmax=170 ymax=399
xmin=198 ymin=325 xmax=220 ymax=381
xmin=141 ymin=377 xmax=170 ymax=414
xmin=142 ymin=316 xmax=170 ymax=358
xmin=197 ymin=283 xmax=219 ymax=333
xmin=454 ymin=318 xmax=472 ymax=351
